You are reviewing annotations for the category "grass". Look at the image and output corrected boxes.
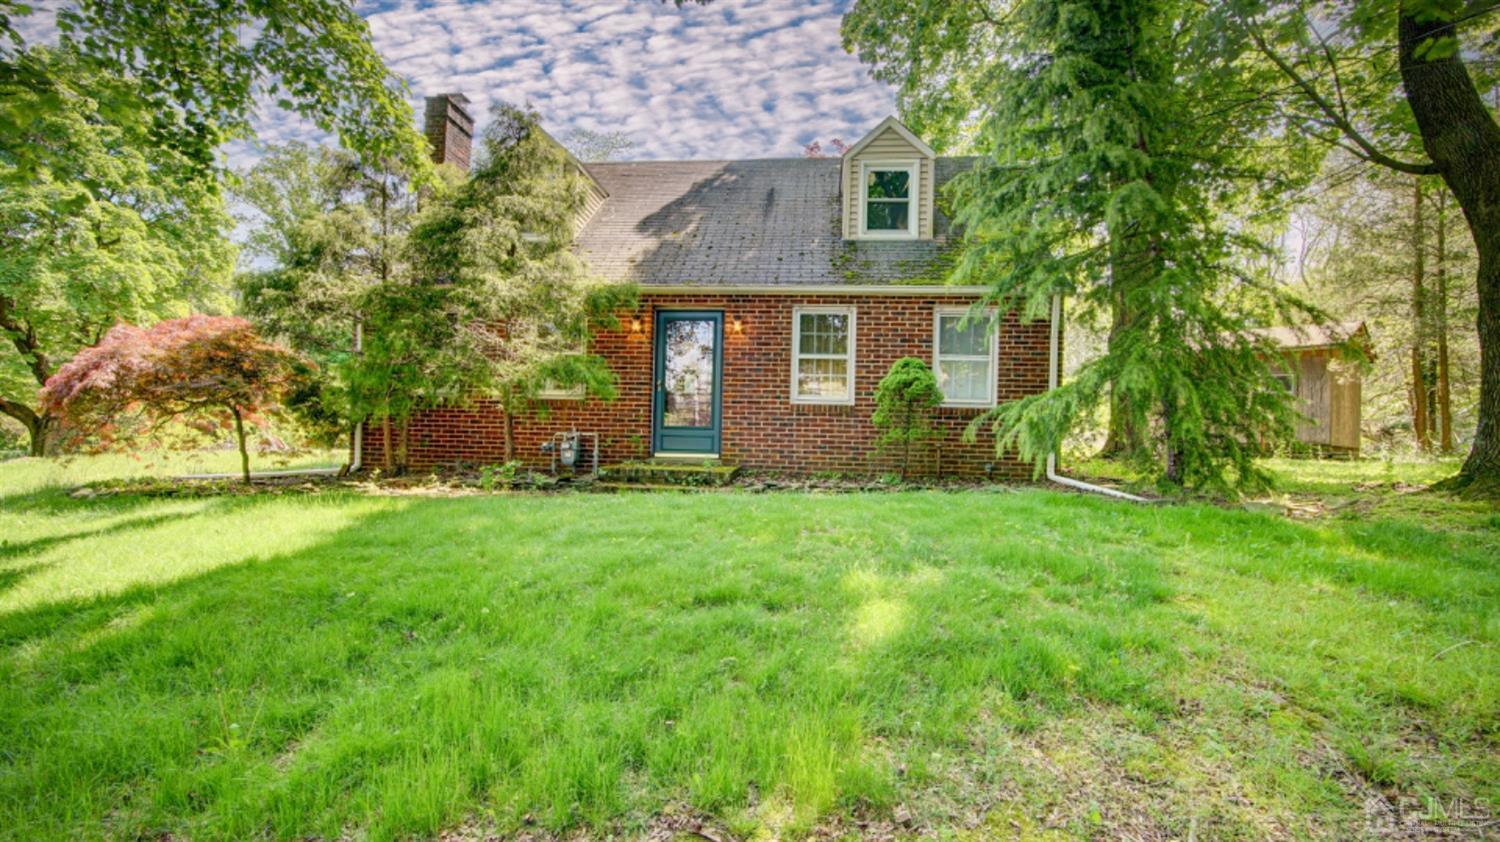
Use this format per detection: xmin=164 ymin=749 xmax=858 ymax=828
xmin=0 ymin=455 xmax=1495 ymax=839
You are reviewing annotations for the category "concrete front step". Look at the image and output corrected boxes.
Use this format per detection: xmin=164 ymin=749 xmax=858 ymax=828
xmin=601 ymin=460 xmax=741 ymax=486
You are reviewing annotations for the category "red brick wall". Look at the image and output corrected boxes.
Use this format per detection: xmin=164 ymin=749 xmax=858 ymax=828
xmin=359 ymin=292 xmax=1050 ymax=479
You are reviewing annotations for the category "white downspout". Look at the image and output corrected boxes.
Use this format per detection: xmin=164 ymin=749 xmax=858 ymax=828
xmin=1044 ymin=295 xmax=1149 ymax=502
xmin=346 ymin=320 xmax=364 ymax=475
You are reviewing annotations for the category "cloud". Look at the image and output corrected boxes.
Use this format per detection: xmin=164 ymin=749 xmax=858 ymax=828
xmin=16 ymin=0 xmax=894 ymax=168
xmin=264 ymin=0 xmax=893 ymax=164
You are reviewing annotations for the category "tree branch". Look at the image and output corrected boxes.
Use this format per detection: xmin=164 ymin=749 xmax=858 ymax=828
xmin=1248 ymin=27 xmax=1442 ymax=176
xmin=0 ymin=394 xmax=41 ymax=431
xmin=0 ymin=294 xmax=53 ymax=386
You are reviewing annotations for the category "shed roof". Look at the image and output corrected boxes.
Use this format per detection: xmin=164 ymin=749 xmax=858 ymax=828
xmin=573 ymin=157 xmax=975 ymax=287
xmin=1246 ymin=321 xmax=1370 ymax=351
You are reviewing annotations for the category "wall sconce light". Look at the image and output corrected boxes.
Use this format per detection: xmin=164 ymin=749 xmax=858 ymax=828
xmin=730 ymin=316 xmax=744 ymax=334
xmin=630 ymin=316 xmax=643 ymax=333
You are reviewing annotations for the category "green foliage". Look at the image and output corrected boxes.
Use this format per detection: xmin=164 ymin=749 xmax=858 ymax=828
xmin=478 ymin=460 xmax=525 ymax=490
xmin=1 ymin=0 xmax=429 ymax=185
xmin=39 ymin=316 xmax=306 ymax=482
xmin=233 ymin=144 xmax=461 ymax=445
xmin=845 ymin=0 xmax=1325 ymax=493
xmin=871 ymin=357 xmax=944 ymax=479
xmin=0 ymin=48 xmax=234 ymax=453
xmin=405 ymin=104 xmax=638 ymax=457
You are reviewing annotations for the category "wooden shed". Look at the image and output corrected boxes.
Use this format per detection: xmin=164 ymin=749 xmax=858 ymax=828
xmin=1251 ymin=322 xmax=1371 ymax=458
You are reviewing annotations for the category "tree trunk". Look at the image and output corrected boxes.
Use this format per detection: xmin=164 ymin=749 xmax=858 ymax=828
xmin=1 ymin=296 xmax=58 ymax=457
xmin=501 ymin=387 xmax=516 ymax=462
xmin=28 ymin=414 xmax=53 ymax=457
xmin=1410 ymin=180 xmax=1430 ymax=451
xmin=231 ymin=405 xmax=251 ymax=484
xmin=381 ymin=415 xmax=392 ymax=471
xmin=1435 ymin=190 xmax=1454 ymax=453
xmin=1162 ymin=389 xmax=1184 ymax=486
xmin=1101 ymin=212 xmax=1147 ymax=459
xmin=1 ymin=396 xmax=54 ymax=457
xmin=397 ymin=419 xmax=409 ymax=474
xmin=1398 ymin=5 xmax=1500 ymax=488
xmin=1100 ymin=294 xmax=1142 ymax=457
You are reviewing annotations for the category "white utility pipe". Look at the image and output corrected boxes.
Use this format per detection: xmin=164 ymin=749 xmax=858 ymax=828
xmin=346 ymin=321 xmax=364 ymax=475
xmin=1044 ymin=295 xmax=1149 ymax=503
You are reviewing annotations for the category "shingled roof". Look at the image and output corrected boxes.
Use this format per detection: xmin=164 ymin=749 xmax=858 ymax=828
xmin=574 ymin=157 xmax=977 ymax=287
xmin=1246 ymin=321 xmax=1370 ymax=350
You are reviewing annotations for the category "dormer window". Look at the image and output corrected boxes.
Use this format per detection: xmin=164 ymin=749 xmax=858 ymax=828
xmin=842 ymin=116 xmax=935 ymax=241
xmin=860 ymin=162 xmax=918 ymax=239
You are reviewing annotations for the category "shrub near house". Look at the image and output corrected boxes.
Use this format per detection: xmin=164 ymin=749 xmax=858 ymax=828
xmin=363 ymin=99 xmax=1049 ymax=478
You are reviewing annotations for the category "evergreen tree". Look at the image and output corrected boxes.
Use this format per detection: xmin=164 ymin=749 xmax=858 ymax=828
xmin=233 ymin=144 xmax=455 ymax=446
xmin=871 ymin=357 xmax=945 ymax=480
xmin=845 ymin=0 xmax=1323 ymax=492
xmin=405 ymin=105 xmax=637 ymax=461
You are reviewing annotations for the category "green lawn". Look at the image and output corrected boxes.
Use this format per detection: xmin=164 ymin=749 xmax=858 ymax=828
xmin=0 ymin=456 xmax=1495 ymax=839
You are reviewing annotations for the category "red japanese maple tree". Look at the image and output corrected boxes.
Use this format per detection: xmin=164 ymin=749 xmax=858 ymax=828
xmin=41 ymin=316 xmax=306 ymax=483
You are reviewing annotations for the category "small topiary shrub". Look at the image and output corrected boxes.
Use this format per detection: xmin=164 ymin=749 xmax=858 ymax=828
xmin=871 ymin=357 xmax=945 ymax=480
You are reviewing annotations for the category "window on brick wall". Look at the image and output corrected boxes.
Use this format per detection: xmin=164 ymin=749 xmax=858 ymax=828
xmin=791 ymin=306 xmax=856 ymax=404
xmin=537 ymin=382 xmax=585 ymax=400
xmin=537 ymin=327 xmax=586 ymax=400
xmin=933 ymin=308 xmax=997 ymax=407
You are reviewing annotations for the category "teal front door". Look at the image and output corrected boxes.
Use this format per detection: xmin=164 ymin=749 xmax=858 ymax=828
xmin=653 ymin=311 xmax=723 ymax=455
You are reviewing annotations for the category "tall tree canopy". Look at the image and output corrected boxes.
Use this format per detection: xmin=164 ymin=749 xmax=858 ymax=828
xmin=3 ymin=0 xmax=427 ymax=457
xmin=2 ymin=0 xmax=429 ymax=184
xmin=403 ymin=104 xmax=637 ymax=461
xmin=845 ymin=0 xmax=1323 ymax=491
xmin=0 ymin=49 xmax=233 ymax=455
xmin=1232 ymin=0 xmax=1500 ymax=491
xmin=233 ymin=143 xmax=451 ymax=444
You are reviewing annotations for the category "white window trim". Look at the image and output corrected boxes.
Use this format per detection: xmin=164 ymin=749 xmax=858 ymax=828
xmin=537 ymin=383 xmax=586 ymax=401
xmin=857 ymin=160 xmax=920 ymax=240
xmin=538 ymin=339 xmax=589 ymax=400
xmin=932 ymin=307 xmax=999 ymax=408
xmin=791 ymin=305 xmax=857 ymax=406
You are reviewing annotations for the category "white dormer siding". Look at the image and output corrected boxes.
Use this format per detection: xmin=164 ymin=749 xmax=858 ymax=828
xmin=577 ymin=176 xmax=608 ymax=229
xmin=841 ymin=117 xmax=936 ymax=241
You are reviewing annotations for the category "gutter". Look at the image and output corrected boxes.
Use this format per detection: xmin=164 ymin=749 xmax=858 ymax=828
xmin=1044 ymin=295 xmax=1149 ymax=503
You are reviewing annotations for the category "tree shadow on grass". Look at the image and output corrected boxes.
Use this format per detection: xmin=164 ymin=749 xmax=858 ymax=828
xmin=0 ymin=508 xmax=209 ymax=562
xmin=0 ymin=489 xmax=1492 ymax=841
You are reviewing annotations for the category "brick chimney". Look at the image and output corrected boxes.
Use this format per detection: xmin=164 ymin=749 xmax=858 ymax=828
xmin=423 ymin=93 xmax=474 ymax=171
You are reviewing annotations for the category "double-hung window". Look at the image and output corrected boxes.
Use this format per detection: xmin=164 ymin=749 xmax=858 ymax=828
xmin=859 ymin=162 xmax=917 ymax=239
xmin=791 ymin=306 xmax=856 ymax=404
xmin=933 ymin=308 xmax=997 ymax=407
xmin=537 ymin=324 xmax=586 ymax=400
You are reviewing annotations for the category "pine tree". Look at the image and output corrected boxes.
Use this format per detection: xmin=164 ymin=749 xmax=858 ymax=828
xmin=406 ymin=105 xmax=636 ymax=461
xmin=845 ymin=0 xmax=1323 ymax=492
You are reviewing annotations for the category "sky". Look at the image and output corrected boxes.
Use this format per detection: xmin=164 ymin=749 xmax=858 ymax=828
xmin=249 ymin=0 xmax=897 ymax=164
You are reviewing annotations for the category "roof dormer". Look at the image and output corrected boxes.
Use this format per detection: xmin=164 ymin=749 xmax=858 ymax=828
xmin=841 ymin=116 xmax=936 ymax=241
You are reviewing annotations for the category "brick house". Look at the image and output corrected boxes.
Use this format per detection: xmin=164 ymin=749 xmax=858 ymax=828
xmin=359 ymin=95 xmax=1051 ymax=479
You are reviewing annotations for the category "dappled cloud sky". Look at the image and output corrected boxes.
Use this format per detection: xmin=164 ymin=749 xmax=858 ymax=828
xmin=247 ymin=0 xmax=895 ymax=163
